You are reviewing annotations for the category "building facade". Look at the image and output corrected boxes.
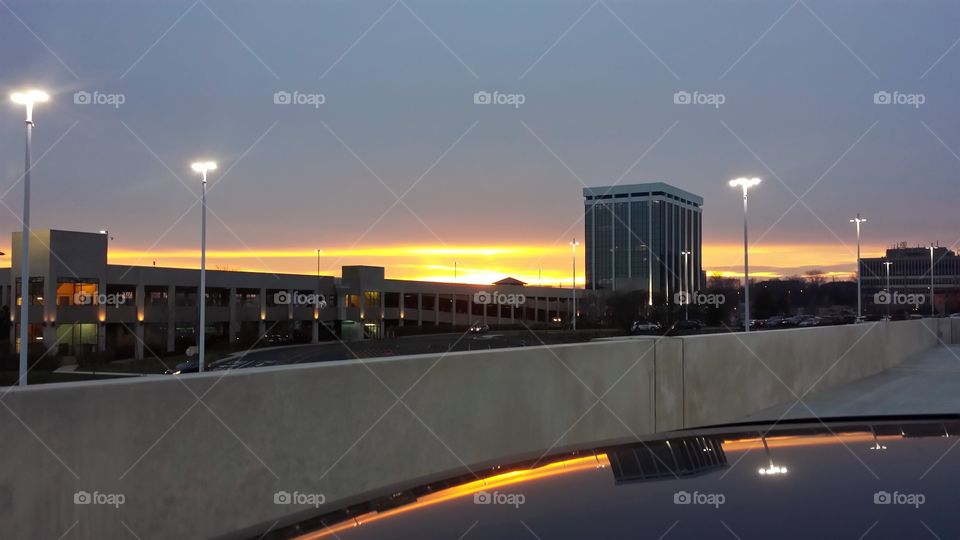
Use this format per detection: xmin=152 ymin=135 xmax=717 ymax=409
xmin=2 ymin=230 xmax=575 ymax=360
xmin=583 ymin=183 xmax=703 ymax=300
xmin=860 ymin=243 xmax=960 ymax=314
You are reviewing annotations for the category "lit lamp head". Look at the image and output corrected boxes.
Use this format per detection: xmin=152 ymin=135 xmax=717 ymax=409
xmin=10 ymin=89 xmax=50 ymax=123
xmin=728 ymin=177 xmax=761 ymax=192
xmin=190 ymin=161 xmax=217 ymax=182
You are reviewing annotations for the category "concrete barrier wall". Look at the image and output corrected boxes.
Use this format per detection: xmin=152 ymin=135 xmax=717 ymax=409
xmin=0 ymin=319 xmax=949 ymax=539
xmin=679 ymin=319 xmax=950 ymax=427
xmin=0 ymin=339 xmax=656 ymax=540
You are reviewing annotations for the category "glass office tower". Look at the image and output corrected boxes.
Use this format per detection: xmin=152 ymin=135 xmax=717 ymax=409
xmin=583 ymin=183 xmax=703 ymax=300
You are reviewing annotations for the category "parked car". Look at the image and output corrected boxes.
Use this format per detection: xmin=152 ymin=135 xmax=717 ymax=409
xmin=164 ymin=359 xmax=199 ymax=375
xmin=749 ymin=319 xmax=766 ymax=330
xmin=765 ymin=316 xmax=785 ymax=328
xmin=798 ymin=316 xmax=823 ymax=327
xmin=675 ymin=319 xmax=705 ymax=331
xmin=631 ymin=320 xmax=661 ymax=333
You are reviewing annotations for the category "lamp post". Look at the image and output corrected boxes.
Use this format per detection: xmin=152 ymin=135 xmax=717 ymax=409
xmin=648 ymin=198 xmax=654 ymax=308
xmin=11 ymin=89 xmax=49 ymax=386
xmin=729 ymin=177 xmax=761 ymax=332
xmin=570 ymin=238 xmax=579 ymax=330
xmin=929 ymin=244 xmax=936 ymax=317
xmin=883 ymin=261 xmax=892 ymax=319
xmin=849 ymin=214 xmax=866 ymax=320
xmin=191 ymin=160 xmax=217 ymax=372
xmin=315 ymin=249 xmax=322 ymax=278
xmin=681 ymin=250 xmax=691 ymax=320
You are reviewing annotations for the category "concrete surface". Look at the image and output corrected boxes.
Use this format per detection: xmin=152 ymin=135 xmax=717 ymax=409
xmin=744 ymin=344 xmax=960 ymax=421
xmin=0 ymin=319 xmax=952 ymax=539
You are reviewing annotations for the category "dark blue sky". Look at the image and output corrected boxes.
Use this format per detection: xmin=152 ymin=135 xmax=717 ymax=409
xmin=2 ymin=0 xmax=959 ymax=278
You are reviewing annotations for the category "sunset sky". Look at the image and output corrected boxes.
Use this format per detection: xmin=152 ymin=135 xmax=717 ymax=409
xmin=2 ymin=1 xmax=959 ymax=285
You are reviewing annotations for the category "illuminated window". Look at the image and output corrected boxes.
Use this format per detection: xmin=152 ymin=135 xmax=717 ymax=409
xmin=55 ymin=280 xmax=97 ymax=306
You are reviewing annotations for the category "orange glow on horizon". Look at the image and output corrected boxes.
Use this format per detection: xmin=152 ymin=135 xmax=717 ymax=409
xmin=0 ymin=241 xmax=876 ymax=283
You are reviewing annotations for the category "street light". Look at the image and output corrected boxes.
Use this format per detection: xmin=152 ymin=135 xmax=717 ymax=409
xmin=849 ymin=214 xmax=866 ymax=320
xmin=883 ymin=261 xmax=892 ymax=320
xmin=929 ymin=244 xmax=936 ymax=317
xmin=729 ymin=177 xmax=761 ymax=332
xmin=11 ymin=88 xmax=49 ymax=386
xmin=681 ymin=250 xmax=691 ymax=320
xmin=191 ymin=160 xmax=216 ymax=372
xmin=570 ymin=238 xmax=579 ymax=330
xmin=315 ymin=248 xmax=323 ymax=278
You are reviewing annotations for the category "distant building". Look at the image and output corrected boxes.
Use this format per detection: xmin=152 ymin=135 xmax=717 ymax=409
xmin=583 ymin=182 xmax=703 ymax=299
xmin=2 ymin=229 xmax=575 ymax=360
xmin=860 ymin=243 xmax=960 ymax=314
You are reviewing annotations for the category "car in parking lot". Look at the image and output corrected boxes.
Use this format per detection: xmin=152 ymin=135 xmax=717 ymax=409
xmin=630 ymin=320 xmax=662 ymax=333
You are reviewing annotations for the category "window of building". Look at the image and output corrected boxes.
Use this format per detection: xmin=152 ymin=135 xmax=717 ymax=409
xmin=345 ymin=294 xmax=360 ymax=308
xmin=421 ymin=294 xmax=435 ymax=311
xmin=266 ymin=289 xmax=286 ymax=307
xmin=145 ymin=286 xmax=168 ymax=306
xmin=363 ymin=291 xmax=381 ymax=309
xmin=206 ymin=288 xmax=230 ymax=307
xmin=54 ymin=279 xmax=96 ymax=306
xmin=384 ymin=292 xmax=400 ymax=308
xmin=106 ymin=284 xmax=136 ymax=306
xmin=235 ymin=288 xmax=259 ymax=307
xmin=175 ymin=286 xmax=197 ymax=307
xmin=403 ymin=293 xmax=418 ymax=310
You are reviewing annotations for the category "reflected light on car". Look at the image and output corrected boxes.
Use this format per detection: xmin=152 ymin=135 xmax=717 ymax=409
xmin=297 ymin=454 xmax=610 ymax=539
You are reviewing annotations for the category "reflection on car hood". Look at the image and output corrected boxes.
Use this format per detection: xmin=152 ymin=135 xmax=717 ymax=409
xmin=262 ymin=417 xmax=960 ymax=540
